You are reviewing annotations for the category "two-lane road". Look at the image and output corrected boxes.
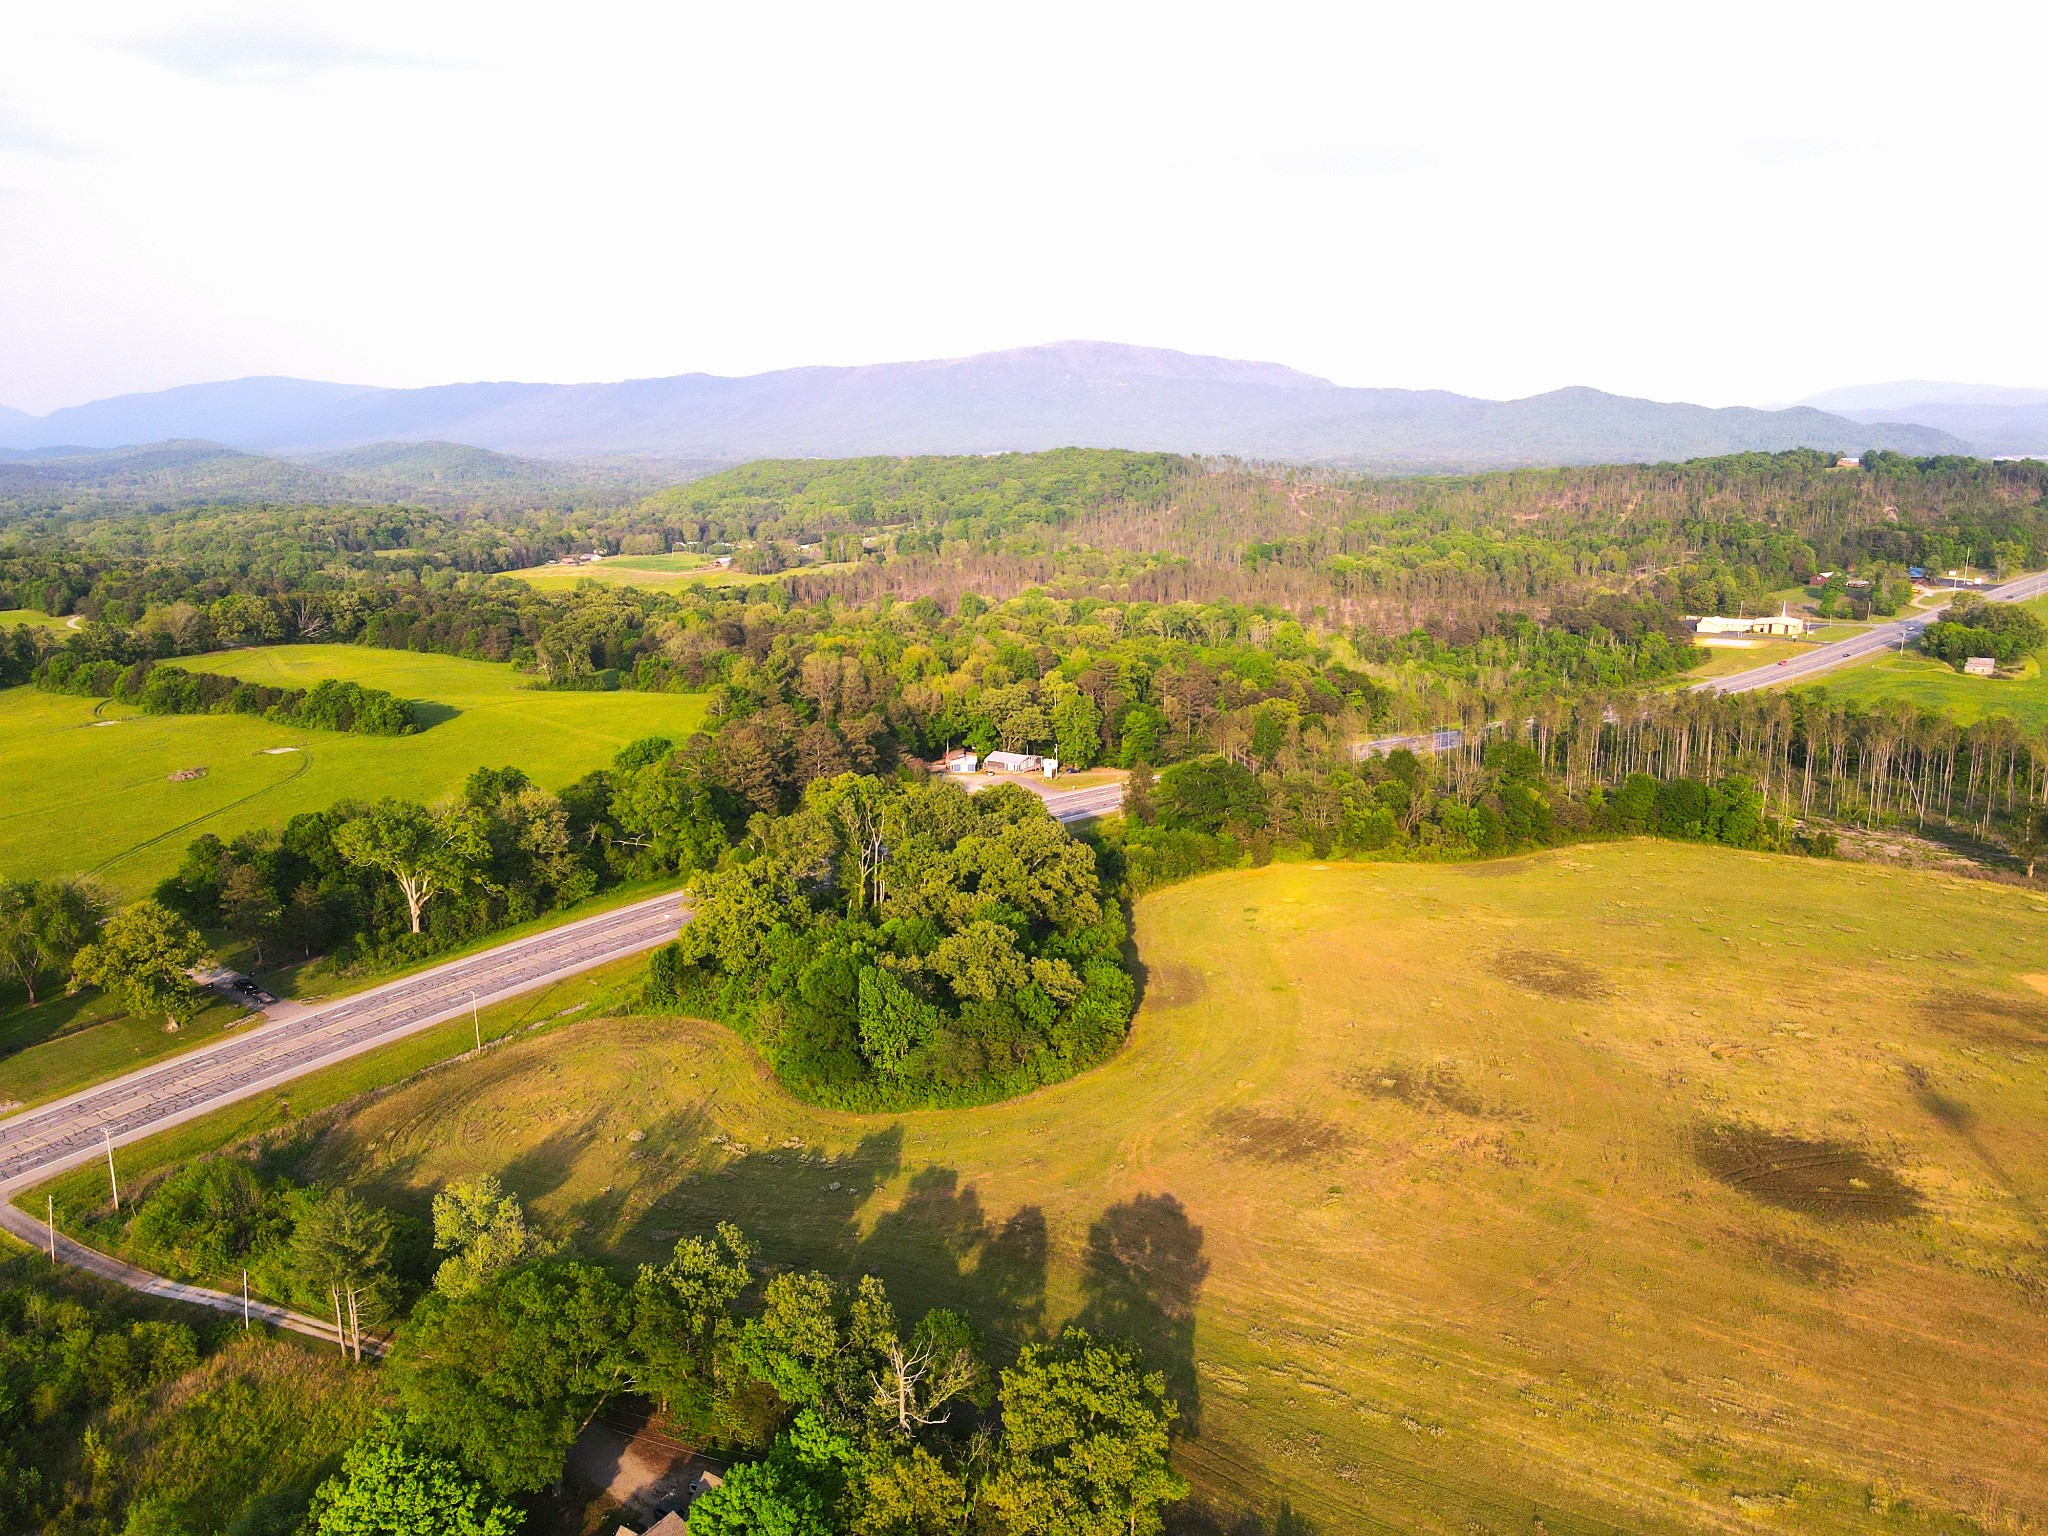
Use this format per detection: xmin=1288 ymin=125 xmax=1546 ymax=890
xmin=0 ymin=889 xmax=686 ymax=1197
xmin=1695 ymin=570 xmax=2048 ymax=696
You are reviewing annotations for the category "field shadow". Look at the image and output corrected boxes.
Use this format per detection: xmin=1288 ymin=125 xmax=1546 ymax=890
xmin=1918 ymin=991 xmax=2048 ymax=1050
xmin=604 ymin=1126 xmax=1055 ymax=1357
xmin=1903 ymin=1064 xmax=2048 ymax=1243
xmin=410 ymin=701 xmax=459 ymax=731
xmin=1077 ymin=1192 xmax=1208 ymax=1432
xmin=1695 ymin=1124 xmax=1919 ymax=1222
xmin=0 ymin=987 xmax=119 ymax=1066
xmin=1170 ymin=1501 xmax=1318 ymax=1536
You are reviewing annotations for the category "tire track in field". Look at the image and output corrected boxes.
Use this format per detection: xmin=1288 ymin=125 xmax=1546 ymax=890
xmin=88 ymin=748 xmax=312 ymax=878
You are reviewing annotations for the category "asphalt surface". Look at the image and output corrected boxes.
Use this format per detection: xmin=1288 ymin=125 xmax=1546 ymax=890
xmin=1693 ymin=570 xmax=2048 ymax=696
xmin=0 ymin=889 xmax=686 ymax=1197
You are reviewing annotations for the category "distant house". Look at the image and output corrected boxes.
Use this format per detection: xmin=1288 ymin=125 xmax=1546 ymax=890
xmin=935 ymin=749 xmax=979 ymax=774
xmin=983 ymin=751 xmax=1041 ymax=773
xmin=1964 ymin=656 xmax=1998 ymax=677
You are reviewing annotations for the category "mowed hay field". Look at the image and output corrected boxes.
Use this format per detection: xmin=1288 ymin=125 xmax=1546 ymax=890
xmin=232 ymin=842 xmax=2048 ymax=1534
xmin=0 ymin=645 xmax=705 ymax=895
xmin=509 ymin=554 xmax=786 ymax=592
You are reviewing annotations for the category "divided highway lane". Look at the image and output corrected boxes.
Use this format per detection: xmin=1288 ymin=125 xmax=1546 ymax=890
xmin=1695 ymin=569 xmax=2048 ymax=696
xmin=0 ymin=889 xmax=686 ymax=1195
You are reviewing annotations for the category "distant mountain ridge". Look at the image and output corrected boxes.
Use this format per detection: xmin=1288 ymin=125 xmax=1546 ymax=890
xmin=0 ymin=439 xmax=693 ymax=512
xmin=1795 ymin=381 xmax=2048 ymax=457
xmin=0 ymin=342 xmax=1972 ymax=469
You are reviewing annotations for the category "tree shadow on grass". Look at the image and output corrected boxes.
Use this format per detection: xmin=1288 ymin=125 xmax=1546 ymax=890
xmin=1077 ymin=1192 xmax=1208 ymax=1433
xmin=1169 ymin=1500 xmax=1318 ymax=1536
xmin=603 ymin=1125 xmax=1057 ymax=1365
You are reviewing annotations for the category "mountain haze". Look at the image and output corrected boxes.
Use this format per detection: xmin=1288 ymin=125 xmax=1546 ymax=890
xmin=1796 ymin=381 xmax=2048 ymax=457
xmin=0 ymin=342 xmax=1968 ymax=469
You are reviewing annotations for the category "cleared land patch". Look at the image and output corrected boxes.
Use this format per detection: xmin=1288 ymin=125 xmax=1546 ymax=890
xmin=0 ymin=645 xmax=706 ymax=895
xmin=1491 ymin=947 xmax=1610 ymax=1000
xmin=1693 ymin=1124 xmax=1920 ymax=1221
xmin=507 ymin=555 xmax=847 ymax=593
xmin=47 ymin=842 xmax=2048 ymax=1534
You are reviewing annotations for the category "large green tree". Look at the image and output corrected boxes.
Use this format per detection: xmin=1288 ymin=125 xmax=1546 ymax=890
xmin=69 ymin=899 xmax=210 ymax=1029
xmin=0 ymin=878 xmax=101 ymax=1005
xmin=333 ymin=799 xmax=491 ymax=934
xmin=305 ymin=1437 xmax=522 ymax=1536
xmin=980 ymin=1329 xmax=1185 ymax=1536
xmin=431 ymin=1176 xmax=541 ymax=1299
xmin=388 ymin=1260 xmax=631 ymax=1495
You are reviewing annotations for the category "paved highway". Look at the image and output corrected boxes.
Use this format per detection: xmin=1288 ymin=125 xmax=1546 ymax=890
xmin=0 ymin=889 xmax=686 ymax=1198
xmin=1694 ymin=570 xmax=2048 ymax=696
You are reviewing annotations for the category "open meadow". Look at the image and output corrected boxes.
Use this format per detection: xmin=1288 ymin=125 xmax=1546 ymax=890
xmin=508 ymin=553 xmax=787 ymax=592
xmin=56 ymin=841 xmax=2048 ymax=1534
xmin=0 ymin=645 xmax=705 ymax=896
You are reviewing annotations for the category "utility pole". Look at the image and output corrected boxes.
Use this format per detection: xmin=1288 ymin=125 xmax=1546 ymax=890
xmin=102 ymin=1128 xmax=119 ymax=1211
xmin=471 ymin=990 xmax=482 ymax=1053
xmin=331 ymin=1288 xmax=348 ymax=1359
xmin=243 ymin=1270 xmax=251 ymax=1331
xmin=46 ymin=1194 xmax=55 ymax=1263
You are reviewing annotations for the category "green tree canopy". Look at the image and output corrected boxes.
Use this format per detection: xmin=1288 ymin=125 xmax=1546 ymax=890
xmin=305 ymin=1437 xmax=522 ymax=1536
xmin=0 ymin=877 xmax=101 ymax=1005
xmin=388 ymin=1260 xmax=631 ymax=1495
xmin=431 ymin=1176 xmax=541 ymax=1299
xmin=70 ymin=898 xmax=210 ymax=1028
xmin=981 ymin=1328 xmax=1185 ymax=1536
xmin=333 ymin=799 xmax=491 ymax=934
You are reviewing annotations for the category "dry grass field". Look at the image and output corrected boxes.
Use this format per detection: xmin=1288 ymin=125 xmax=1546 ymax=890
xmin=53 ymin=842 xmax=2048 ymax=1534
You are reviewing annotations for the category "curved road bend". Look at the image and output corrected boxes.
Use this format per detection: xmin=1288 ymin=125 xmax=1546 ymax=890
xmin=1696 ymin=568 xmax=2048 ymax=696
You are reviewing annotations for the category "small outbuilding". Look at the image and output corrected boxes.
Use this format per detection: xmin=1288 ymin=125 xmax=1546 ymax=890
xmin=1964 ymin=656 xmax=1997 ymax=677
xmin=935 ymin=749 xmax=979 ymax=774
xmin=983 ymin=750 xmax=1041 ymax=773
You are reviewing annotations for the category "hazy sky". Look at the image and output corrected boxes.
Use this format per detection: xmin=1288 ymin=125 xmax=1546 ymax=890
xmin=2 ymin=2 xmax=2042 ymax=414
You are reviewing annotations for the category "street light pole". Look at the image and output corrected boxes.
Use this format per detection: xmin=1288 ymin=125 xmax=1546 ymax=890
xmin=102 ymin=1128 xmax=119 ymax=1212
xmin=471 ymin=990 xmax=481 ymax=1052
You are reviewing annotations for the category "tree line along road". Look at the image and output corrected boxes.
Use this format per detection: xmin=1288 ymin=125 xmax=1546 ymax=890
xmin=0 ymin=890 xmax=687 ymax=1200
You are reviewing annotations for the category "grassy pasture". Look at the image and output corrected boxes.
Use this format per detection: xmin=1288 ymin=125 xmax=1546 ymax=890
xmin=0 ymin=645 xmax=706 ymax=896
xmin=1681 ymin=638 xmax=1807 ymax=681
xmin=0 ymin=608 xmax=74 ymax=631
xmin=510 ymin=555 xmax=771 ymax=592
xmin=52 ymin=842 xmax=2048 ymax=1533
